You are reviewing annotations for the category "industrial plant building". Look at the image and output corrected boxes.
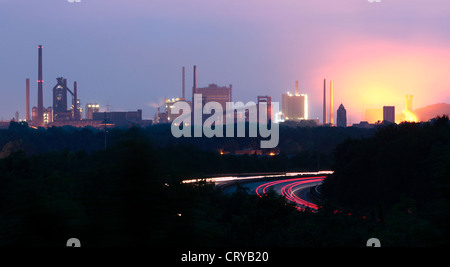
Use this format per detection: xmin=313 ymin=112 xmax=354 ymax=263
xmin=52 ymin=77 xmax=81 ymax=122
xmin=196 ymin=83 xmax=232 ymax=112
xmin=156 ymin=65 xmax=235 ymax=125
xmin=85 ymin=103 xmax=100 ymax=120
xmin=155 ymin=65 xmax=277 ymax=126
xmin=25 ymin=45 xmax=148 ymax=129
xmin=281 ymin=81 xmax=308 ymax=121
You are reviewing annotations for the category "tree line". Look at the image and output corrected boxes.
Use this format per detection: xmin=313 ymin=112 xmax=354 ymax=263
xmin=0 ymin=118 xmax=447 ymax=246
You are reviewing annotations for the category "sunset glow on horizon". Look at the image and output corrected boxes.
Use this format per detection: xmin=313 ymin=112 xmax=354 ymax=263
xmin=312 ymin=37 xmax=450 ymax=122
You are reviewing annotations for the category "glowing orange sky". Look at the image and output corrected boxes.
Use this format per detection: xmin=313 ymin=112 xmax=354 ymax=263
xmin=316 ymin=38 xmax=450 ymax=122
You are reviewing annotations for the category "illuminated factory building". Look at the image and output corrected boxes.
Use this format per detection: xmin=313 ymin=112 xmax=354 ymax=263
xmin=282 ymin=80 xmax=308 ymax=121
xmin=52 ymin=77 xmax=81 ymax=122
xmin=165 ymin=97 xmax=185 ymax=123
xmin=32 ymin=106 xmax=53 ymax=125
xmin=85 ymin=103 xmax=100 ymax=120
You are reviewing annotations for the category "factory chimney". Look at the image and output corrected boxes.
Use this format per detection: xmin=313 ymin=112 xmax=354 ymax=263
xmin=323 ymin=79 xmax=326 ymax=125
xmin=26 ymin=78 xmax=30 ymax=122
xmin=73 ymin=81 xmax=79 ymax=120
xmin=192 ymin=65 xmax=197 ymax=100
xmin=295 ymin=80 xmax=299 ymax=96
xmin=37 ymin=45 xmax=44 ymax=127
xmin=330 ymin=80 xmax=334 ymax=125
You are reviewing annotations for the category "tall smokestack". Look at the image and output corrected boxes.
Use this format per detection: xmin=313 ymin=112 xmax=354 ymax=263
xmin=330 ymin=80 xmax=334 ymax=125
xmin=26 ymin=78 xmax=30 ymax=122
xmin=182 ymin=66 xmax=185 ymax=99
xmin=37 ymin=45 xmax=44 ymax=127
xmin=323 ymin=79 xmax=326 ymax=125
xmin=73 ymin=81 xmax=79 ymax=120
xmin=192 ymin=65 xmax=197 ymax=100
xmin=295 ymin=80 xmax=299 ymax=96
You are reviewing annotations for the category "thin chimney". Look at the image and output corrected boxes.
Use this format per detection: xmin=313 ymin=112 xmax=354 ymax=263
xmin=26 ymin=78 xmax=30 ymax=122
xmin=323 ymin=79 xmax=326 ymax=125
xmin=37 ymin=45 xmax=44 ymax=126
xmin=295 ymin=80 xmax=299 ymax=96
xmin=73 ymin=81 xmax=79 ymax=120
xmin=192 ymin=65 xmax=197 ymax=100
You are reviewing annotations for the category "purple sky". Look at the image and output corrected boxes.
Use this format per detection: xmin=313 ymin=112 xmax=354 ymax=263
xmin=1 ymin=0 xmax=449 ymax=121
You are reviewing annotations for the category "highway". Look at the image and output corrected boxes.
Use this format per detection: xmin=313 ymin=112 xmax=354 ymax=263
xmin=183 ymin=172 xmax=331 ymax=211
xmin=255 ymin=177 xmax=325 ymax=210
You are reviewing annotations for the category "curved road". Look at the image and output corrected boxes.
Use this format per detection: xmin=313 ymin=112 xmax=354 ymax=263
xmin=183 ymin=173 xmax=373 ymax=219
xmin=254 ymin=176 xmax=325 ymax=210
xmin=183 ymin=172 xmax=330 ymax=211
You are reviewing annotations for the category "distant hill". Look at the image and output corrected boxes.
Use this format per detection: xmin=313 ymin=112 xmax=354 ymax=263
xmin=414 ymin=103 xmax=450 ymax=121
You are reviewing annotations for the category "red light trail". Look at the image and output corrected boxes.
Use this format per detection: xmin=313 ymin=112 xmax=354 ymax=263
xmin=255 ymin=176 xmax=326 ymax=211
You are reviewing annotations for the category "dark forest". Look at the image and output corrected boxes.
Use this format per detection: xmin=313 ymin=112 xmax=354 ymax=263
xmin=0 ymin=117 xmax=448 ymax=246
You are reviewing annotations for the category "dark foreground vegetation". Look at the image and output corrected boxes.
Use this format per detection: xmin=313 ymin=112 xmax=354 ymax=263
xmin=0 ymin=118 xmax=448 ymax=246
xmin=322 ymin=116 xmax=450 ymax=246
